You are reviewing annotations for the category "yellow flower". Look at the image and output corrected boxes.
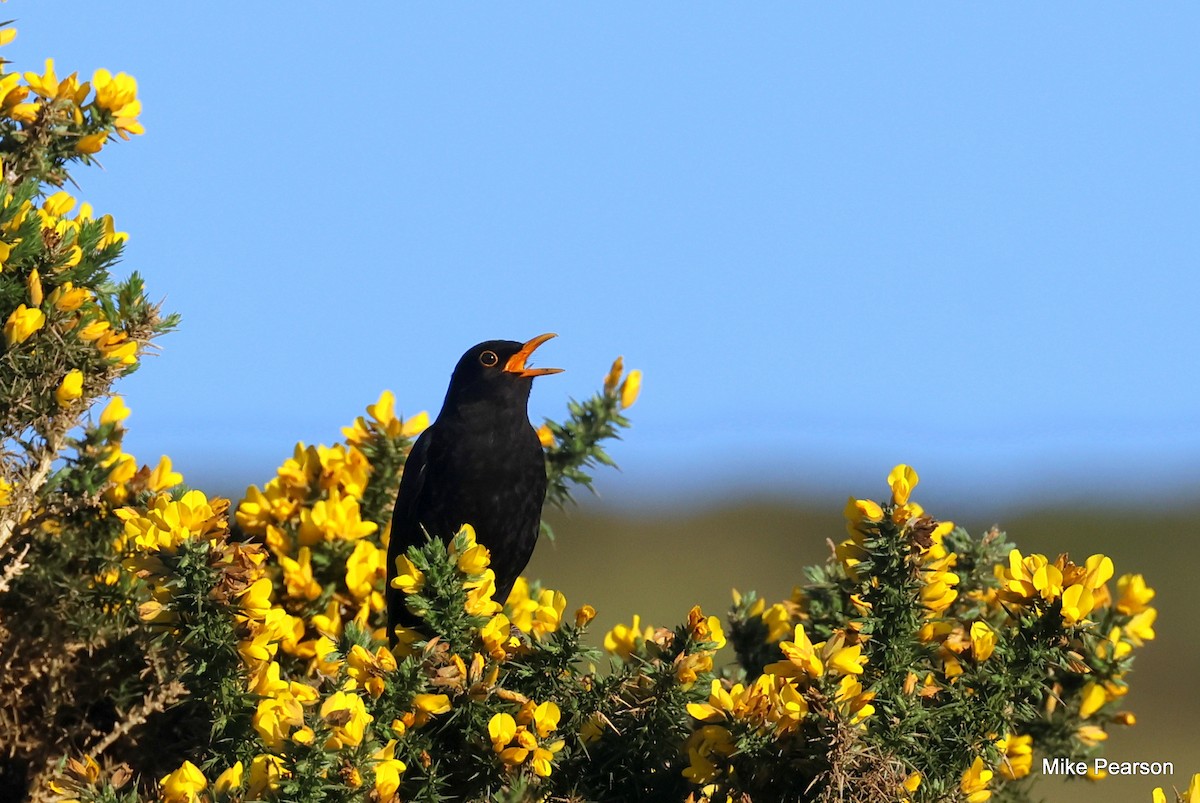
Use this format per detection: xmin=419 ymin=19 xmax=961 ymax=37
xmin=346 ymin=644 xmax=396 ymax=698
xmin=996 ymin=733 xmax=1033 ymax=780
xmin=506 ymin=577 xmax=568 ymax=639
xmin=401 ymin=410 xmax=430 ymax=437
xmin=775 ymin=679 xmax=809 ymax=730
xmin=213 ymin=762 xmax=243 ymax=796
xmin=464 ymin=568 xmax=502 ymax=616
xmin=274 ymin=547 xmax=318 ymax=602
xmin=575 ymin=604 xmax=596 ymax=628
xmin=100 ymin=395 xmax=131 ymax=425
xmin=843 ymin=496 xmax=884 ymax=534
xmin=1116 ymin=574 xmax=1155 ymax=614
xmin=619 ymin=369 xmax=642 ymax=409
xmin=835 ymin=675 xmax=875 ymax=724
xmin=298 ymin=487 xmax=377 ymax=542
xmin=43 ymin=191 xmax=77 ymax=218
xmin=159 ymin=760 xmax=207 ymax=803
xmin=238 ymin=577 xmax=275 ymax=621
xmin=530 ymin=700 xmax=561 ymax=738
xmin=489 ymin=712 xmax=517 ymax=752
xmin=77 ymin=318 xmax=110 ymax=342
xmin=686 ymin=605 xmax=727 ymax=649
xmin=96 ymin=329 xmax=138 ymax=365
xmin=1060 ymin=583 xmax=1095 ymax=626
xmin=823 ymin=638 xmax=866 ymax=677
xmin=9 ymin=101 xmax=40 ymax=123
xmin=969 ymin=621 xmax=996 ymax=662
xmin=315 ymin=442 xmax=371 ymax=497
xmin=312 ymin=634 xmax=343 ymax=675
xmin=766 ymin=623 xmax=825 ymax=680
xmin=536 ymin=423 xmax=554 ymax=447
xmin=236 ymin=480 xmax=297 ymax=536
xmin=76 ymin=132 xmax=107 ymax=154
xmin=4 ymin=303 xmax=45 ymax=345
xmin=412 ymin=693 xmax=451 ymax=716
xmin=530 ymin=739 xmax=565 ymax=777
xmin=55 ymin=369 xmax=84 ymax=406
xmin=391 ymin=553 xmax=425 ymax=595
xmin=0 ymin=28 xmax=15 ymax=47
xmin=1125 ymin=608 xmax=1157 ymax=645
xmin=372 ymin=739 xmax=406 ymax=799
xmin=682 ymin=725 xmax=734 ymax=784
xmin=147 ymin=455 xmax=183 ymax=491
xmin=603 ymin=356 xmax=624 ymax=396
xmin=253 ymin=695 xmax=304 ymax=750
xmin=24 ymin=59 xmax=60 ymax=100
xmin=346 ymin=539 xmax=386 ymax=608
xmin=27 ymin=268 xmax=42 ymax=306
xmin=888 ymin=464 xmax=919 ymax=505
xmin=320 ymin=690 xmax=373 ymax=749
xmin=604 ymin=614 xmax=652 ymax=660
xmin=457 ymin=542 xmax=491 ymax=576
xmin=960 ymin=756 xmax=993 ymax=803
xmin=247 ymin=754 xmax=284 ymax=798
xmin=481 ymin=613 xmax=517 ymax=659
xmin=92 ymin=68 xmax=138 ymax=114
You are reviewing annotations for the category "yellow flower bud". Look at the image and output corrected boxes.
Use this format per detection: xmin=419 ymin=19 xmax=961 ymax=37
xmin=76 ymin=132 xmax=107 ymax=154
xmin=55 ymin=369 xmax=83 ymax=406
xmin=619 ymin=369 xmax=642 ymax=409
xmin=574 ymin=604 xmax=596 ymax=628
xmin=26 ymin=268 xmax=42 ymax=306
xmin=603 ymin=356 xmax=624 ymax=396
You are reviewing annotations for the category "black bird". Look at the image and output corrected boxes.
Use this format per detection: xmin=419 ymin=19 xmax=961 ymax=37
xmin=387 ymin=334 xmax=562 ymax=642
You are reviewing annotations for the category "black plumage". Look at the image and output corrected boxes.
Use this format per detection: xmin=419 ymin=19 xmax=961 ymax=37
xmin=386 ymin=334 xmax=562 ymax=642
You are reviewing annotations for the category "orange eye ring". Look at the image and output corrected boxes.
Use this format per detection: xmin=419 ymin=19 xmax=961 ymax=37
xmin=479 ymin=350 xmax=499 ymax=367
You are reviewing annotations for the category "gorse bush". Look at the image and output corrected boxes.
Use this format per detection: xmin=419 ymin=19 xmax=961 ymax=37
xmin=0 ymin=23 xmax=1168 ymax=803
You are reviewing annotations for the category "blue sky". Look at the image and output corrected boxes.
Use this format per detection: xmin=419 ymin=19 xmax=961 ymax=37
xmin=11 ymin=4 xmax=1198 ymax=512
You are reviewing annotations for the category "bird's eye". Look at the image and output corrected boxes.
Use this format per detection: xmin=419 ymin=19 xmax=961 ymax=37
xmin=479 ymin=350 xmax=499 ymax=367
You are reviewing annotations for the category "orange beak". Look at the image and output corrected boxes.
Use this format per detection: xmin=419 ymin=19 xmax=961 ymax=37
xmin=504 ymin=333 xmax=564 ymax=378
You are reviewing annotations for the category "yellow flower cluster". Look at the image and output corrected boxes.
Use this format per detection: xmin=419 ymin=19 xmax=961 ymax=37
xmin=236 ymin=393 xmax=422 ymax=646
xmin=117 ymin=490 xmax=226 ymax=553
xmin=602 ymin=355 xmax=642 ymax=410
xmin=342 ymin=389 xmax=429 ymax=445
xmin=603 ymin=613 xmax=655 ymax=660
xmin=998 ymin=549 xmax=1115 ymax=626
xmin=2 ymin=189 xmax=136 ymax=371
xmin=154 ymin=756 xmax=291 ymax=803
xmin=238 ymin=441 xmax=378 ymax=553
xmin=488 ymin=700 xmax=564 ymax=778
xmin=87 ymin=398 xmax=180 ymax=508
xmin=506 ymin=576 xmax=567 ymax=640
xmin=0 ymin=39 xmax=144 ymax=147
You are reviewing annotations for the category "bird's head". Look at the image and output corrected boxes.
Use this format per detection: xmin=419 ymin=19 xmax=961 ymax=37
xmin=441 ymin=333 xmax=563 ymax=414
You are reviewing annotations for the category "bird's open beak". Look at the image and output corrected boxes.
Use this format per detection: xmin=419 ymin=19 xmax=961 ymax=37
xmin=505 ymin=333 xmax=564 ymax=377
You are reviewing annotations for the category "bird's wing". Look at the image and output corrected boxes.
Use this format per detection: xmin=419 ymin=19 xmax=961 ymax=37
xmin=387 ymin=427 xmax=433 ymax=640
xmin=390 ymin=427 xmax=432 ymax=557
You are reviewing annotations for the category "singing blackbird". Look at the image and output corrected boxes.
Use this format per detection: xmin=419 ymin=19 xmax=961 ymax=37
xmin=386 ymin=334 xmax=562 ymax=642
